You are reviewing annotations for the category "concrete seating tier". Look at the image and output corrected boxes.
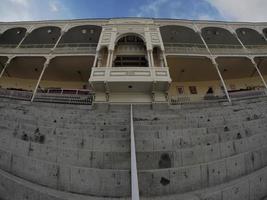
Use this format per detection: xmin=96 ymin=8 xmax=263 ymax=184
xmin=0 ymin=99 xmax=131 ymax=198
xmin=134 ymin=97 xmax=267 ymax=198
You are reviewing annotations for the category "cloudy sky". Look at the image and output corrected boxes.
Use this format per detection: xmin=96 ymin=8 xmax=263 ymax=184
xmin=1 ymin=0 xmax=267 ymax=22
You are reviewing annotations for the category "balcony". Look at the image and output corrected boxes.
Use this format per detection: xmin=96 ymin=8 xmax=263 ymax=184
xmin=91 ymin=67 xmax=170 ymax=84
xmin=90 ymin=67 xmax=171 ymax=103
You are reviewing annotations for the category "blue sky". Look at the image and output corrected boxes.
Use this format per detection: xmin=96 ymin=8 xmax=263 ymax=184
xmin=1 ymin=0 xmax=267 ymax=22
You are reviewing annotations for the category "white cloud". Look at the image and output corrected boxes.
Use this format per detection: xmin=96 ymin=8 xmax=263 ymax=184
xmin=136 ymin=0 xmax=170 ymax=17
xmin=49 ymin=1 xmax=60 ymax=12
xmin=0 ymin=0 xmax=72 ymax=22
xmin=206 ymin=0 xmax=267 ymax=22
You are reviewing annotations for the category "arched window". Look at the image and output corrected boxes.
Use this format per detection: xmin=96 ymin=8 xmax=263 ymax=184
xmin=113 ymin=34 xmax=148 ymax=67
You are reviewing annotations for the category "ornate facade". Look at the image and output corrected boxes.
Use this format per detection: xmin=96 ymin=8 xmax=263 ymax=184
xmin=0 ymin=18 xmax=267 ymax=104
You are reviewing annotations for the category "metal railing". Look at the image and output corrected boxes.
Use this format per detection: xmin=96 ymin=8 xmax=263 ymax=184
xmin=0 ymin=44 xmax=18 ymax=48
xmin=164 ymin=42 xmax=267 ymax=55
xmin=0 ymin=88 xmax=93 ymax=105
xmin=169 ymin=94 xmax=227 ymax=105
xmin=229 ymin=89 xmax=267 ymax=99
xmin=54 ymin=43 xmax=97 ymax=54
xmin=19 ymin=43 xmax=55 ymax=48
xmin=0 ymin=88 xmax=32 ymax=101
xmin=130 ymin=104 xmax=140 ymax=200
xmin=34 ymin=88 xmax=94 ymax=105
xmin=169 ymin=89 xmax=267 ymax=105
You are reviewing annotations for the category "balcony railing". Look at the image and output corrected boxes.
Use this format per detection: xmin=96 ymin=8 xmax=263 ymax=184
xmin=164 ymin=43 xmax=208 ymax=55
xmin=90 ymin=67 xmax=171 ymax=83
xmin=0 ymin=88 xmax=93 ymax=105
xmin=229 ymin=89 xmax=267 ymax=99
xmin=0 ymin=43 xmax=98 ymax=54
xmin=169 ymin=89 xmax=267 ymax=105
xmin=169 ymin=94 xmax=227 ymax=105
xmin=207 ymin=44 xmax=246 ymax=55
xmin=54 ymin=43 xmax=97 ymax=54
xmin=34 ymin=88 xmax=94 ymax=105
xmin=164 ymin=43 xmax=267 ymax=55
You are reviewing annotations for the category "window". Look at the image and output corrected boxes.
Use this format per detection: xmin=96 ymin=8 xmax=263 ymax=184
xmin=189 ymin=86 xmax=197 ymax=94
xmin=177 ymin=86 xmax=184 ymax=95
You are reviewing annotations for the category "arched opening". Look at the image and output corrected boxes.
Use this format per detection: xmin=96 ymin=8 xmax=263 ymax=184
xmin=202 ymin=27 xmax=241 ymax=46
xmin=236 ymin=28 xmax=266 ymax=46
xmin=0 ymin=56 xmax=46 ymax=100
xmin=254 ymin=56 xmax=267 ymax=85
xmin=160 ymin=25 xmax=203 ymax=45
xmin=216 ymin=56 xmax=265 ymax=98
xmin=0 ymin=27 xmax=27 ymax=47
xmin=263 ymin=28 xmax=267 ymax=40
xmin=113 ymin=34 xmax=148 ymax=67
xmin=0 ymin=56 xmax=9 ymax=72
xmin=168 ymin=55 xmax=225 ymax=103
xmin=21 ymin=26 xmax=61 ymax=48
xmin=58 ymin=25 xmax=102 ymax=48
xmin=160 ymin=25 xmax=206 ymax=54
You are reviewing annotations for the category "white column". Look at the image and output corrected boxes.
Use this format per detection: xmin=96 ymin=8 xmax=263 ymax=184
xmin=0 ymin=57 xmax=12 ymax=78
xmin=51 ymin=32 xmax=65 ymax=51
xmin=251 ymin=58 xmax=267 ymax=89
xmin=130 ymin=105 xmax=140 ymax=200
xmin=229 ymin=27 xmax=250 ymax=53
xmin=212 ymin=59 xmax=232 ymax=103
xmin=194 ymin=24 xmax=231 ymax=103
xmin=162 ymin=51 xmax=168 ymax=67
xmin=31 ymin=59 xmax=50 ymax=102
xmin=16 ymin=26 xmax=34 ymax=48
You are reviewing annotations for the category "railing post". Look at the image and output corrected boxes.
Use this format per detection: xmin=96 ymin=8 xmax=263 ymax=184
xmin=130 ymin=104 xmax=140 ymax=200
xmin=31 ymin=59 xmax=50 ymax=102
